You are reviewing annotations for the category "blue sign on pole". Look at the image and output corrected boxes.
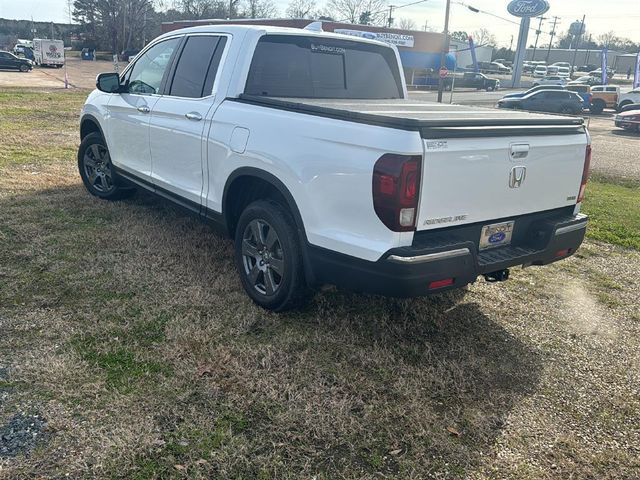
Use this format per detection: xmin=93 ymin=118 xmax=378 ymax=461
xmin=601 ymin=48 xmax=608 ymax=85
xmin=507 ymin=0 xmax=550 ymax=18
xmin=634 ymin=52 xmax=640 ymax=89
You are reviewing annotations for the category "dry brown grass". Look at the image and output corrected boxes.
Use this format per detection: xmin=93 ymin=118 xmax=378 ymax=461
xmin=1 ymin=88 xmax=640 ymax=479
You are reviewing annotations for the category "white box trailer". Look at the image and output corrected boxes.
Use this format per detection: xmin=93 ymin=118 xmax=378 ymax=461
xmin=33 ymin=39 xmax=65 ymax=67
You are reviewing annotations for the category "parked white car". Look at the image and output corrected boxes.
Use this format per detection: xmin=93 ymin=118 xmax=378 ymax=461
xmin=533 ymin=76 xmax=567 ymax=86
xmin=557 ymin=67 xmax=571 ymax=78
xmin=533 ymin=65 xmax=548 ymax=78
xmin=78 ymin=25 xmax=591 ymax=310
xmin=617 ymin=88 xmax=640 ymax=111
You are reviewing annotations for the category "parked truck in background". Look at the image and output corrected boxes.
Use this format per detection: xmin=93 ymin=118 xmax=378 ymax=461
xmin=33 ymin=39 xmax=65 ymax=68
xmin=78 ymin=25 xmax=591 ymax=311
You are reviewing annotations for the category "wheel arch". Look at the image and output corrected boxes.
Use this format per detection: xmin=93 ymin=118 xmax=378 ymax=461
xmin=222 ymin=168 xmax=316 ymax=285
xmin=222 ymin=167 xmax=307 ymax=241
xmin=80 ymin=114 xmax=105 ymax=141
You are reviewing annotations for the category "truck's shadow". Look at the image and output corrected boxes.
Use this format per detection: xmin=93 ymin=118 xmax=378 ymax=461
xmin=3 ymin=183 xmax=542 ymax=476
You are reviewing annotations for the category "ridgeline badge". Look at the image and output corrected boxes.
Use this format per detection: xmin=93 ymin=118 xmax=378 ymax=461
xmin=507 ymin=0 xmax=550 ymax=17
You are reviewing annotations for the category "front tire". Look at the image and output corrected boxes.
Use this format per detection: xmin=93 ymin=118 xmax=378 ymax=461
xmin=234 ymin=200 xmax=310 ymax=311
xmin=78 ymin=132 xmax=134 ymax=200
xmin=19 ymin=64 xmax=29 ymax=72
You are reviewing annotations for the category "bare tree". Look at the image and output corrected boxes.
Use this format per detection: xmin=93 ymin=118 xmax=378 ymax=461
xmin=397 ymin=17 xmax=416 ymax=30
xmin=285 ymin=0 xmax=316 ymax=18
xmin=597 ymin=31 xmax=618 ymax=48
xmin=326 ymin=0 xmax=387 ymax=25
xmin=243 ymin=0 xmax=277 ymax=18
xmin=472 ymin=27 xmax=496 ymax=46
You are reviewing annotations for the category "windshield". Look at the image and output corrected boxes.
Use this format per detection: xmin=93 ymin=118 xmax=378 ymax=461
xmin=245 ymin=35 xmax=403 ymax=99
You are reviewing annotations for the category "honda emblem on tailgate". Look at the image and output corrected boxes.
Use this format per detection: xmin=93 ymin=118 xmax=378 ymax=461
xmin=509 ymin=166 xmax=527 ymax=188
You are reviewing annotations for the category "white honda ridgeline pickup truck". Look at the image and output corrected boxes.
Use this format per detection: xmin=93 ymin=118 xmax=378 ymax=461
xmin=78 ymin=25 xmax=591 ymax=311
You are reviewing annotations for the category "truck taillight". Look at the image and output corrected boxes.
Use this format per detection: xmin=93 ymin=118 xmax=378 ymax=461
xmin=577 ymin=144 xmax=591 ymax=203
xmin=372 ymin=154 xmax=422 ymax=232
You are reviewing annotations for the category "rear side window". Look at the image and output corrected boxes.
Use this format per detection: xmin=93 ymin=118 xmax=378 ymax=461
xmin=245 ymin=35 xmax=403 ymax=99
xmin=170 ymin=35 xmax=227 ymax=98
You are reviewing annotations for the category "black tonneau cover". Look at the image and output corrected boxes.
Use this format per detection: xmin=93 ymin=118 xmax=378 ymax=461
xmin=235 ymin=95 xmax=586 ymax=138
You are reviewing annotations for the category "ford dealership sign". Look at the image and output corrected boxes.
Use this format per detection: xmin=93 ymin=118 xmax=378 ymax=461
xmin=507 ymin=0 xmax=550 ymax=17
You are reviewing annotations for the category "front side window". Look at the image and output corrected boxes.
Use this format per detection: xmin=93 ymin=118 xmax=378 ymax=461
xmin=124 ymin=38 xmax=180 ymax=95
xmin=245 ymin=35 xmax=403 ymax=99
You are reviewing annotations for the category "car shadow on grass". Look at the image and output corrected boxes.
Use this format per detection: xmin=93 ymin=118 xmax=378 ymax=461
xmin=0 ymin=183 xmax=543 ymax=477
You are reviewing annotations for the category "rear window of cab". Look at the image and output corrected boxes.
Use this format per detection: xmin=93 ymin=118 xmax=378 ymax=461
xmin=244 ymin=35 xmax=403 ymax=99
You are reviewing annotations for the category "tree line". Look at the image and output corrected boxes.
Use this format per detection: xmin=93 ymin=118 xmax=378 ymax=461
xmin=1 ymin=1 xmax=638 ymax=56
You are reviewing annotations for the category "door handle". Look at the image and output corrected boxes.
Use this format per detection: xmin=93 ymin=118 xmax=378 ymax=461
xmin=185 ymin=112 xmax=202 ymax=121
xmin=137 ymin=105 xmax=150 ymax=113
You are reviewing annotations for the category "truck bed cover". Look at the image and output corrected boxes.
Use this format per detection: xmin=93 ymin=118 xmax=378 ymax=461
xmin=235 ymin=95 xmax=586 ymax=138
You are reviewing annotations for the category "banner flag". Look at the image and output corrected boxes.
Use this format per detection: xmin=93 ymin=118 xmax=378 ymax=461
xmin=468 ymin=36 xmax=479 ymax=73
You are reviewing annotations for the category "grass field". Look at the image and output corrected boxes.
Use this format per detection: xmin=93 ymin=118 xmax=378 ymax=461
xmin=1 ymin=88 xmax=639 ymax=479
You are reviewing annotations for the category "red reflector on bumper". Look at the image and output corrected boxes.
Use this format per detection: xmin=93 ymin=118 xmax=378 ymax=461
xmin=429 ymin=278 xmax=455 ymax=290
xmin=555 ymin=249 xmax=571 ymax=258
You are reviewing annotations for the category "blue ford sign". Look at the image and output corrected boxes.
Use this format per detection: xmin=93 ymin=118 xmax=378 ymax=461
xmin=507 ymin=0 xmax=550 ymax=17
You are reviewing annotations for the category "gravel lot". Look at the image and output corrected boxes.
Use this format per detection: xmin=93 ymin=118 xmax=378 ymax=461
xmin=0 ymin=57 xmax=118 ymax=89
xmin=587 ymin=116 xmax=640 ymax=182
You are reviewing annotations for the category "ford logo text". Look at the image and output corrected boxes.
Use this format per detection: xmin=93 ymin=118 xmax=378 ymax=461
xmin=507 ymin=0 xmax=550 ymax=18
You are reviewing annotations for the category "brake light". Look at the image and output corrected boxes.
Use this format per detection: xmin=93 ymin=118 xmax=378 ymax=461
xmin=577 ymin=144 xmax=591 ymax=203
xmin=372 ymin=154 xmax=422 ymax=232
xmin=428 ymin=278 xmax=454 ymax=290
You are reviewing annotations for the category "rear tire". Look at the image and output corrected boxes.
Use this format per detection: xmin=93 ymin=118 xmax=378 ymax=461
xmin=590 ymin=100 xmax=605 ymax=114
xmin=234 ymin=200 xmax=311 ymax=311
xmin=78 ymin=132 xmax=135 ymax=200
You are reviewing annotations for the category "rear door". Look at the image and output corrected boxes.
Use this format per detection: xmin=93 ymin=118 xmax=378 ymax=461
xmin=149 ymin=34 xmax=228 ymax=207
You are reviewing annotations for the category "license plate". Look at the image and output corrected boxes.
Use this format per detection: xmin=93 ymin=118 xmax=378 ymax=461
xmin=479 ymin=221 xmax=515 ymax=250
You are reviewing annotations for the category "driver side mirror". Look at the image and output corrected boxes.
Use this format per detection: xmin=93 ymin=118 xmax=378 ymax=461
xmin=96 ymin=72 xmax=122 ymax=93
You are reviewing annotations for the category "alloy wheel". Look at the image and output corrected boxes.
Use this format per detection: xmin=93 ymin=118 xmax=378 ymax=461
xmin=241 ymin=219 xmax=284 ymax=296
xmin=83 ymin=144 xmax=114 ymax=193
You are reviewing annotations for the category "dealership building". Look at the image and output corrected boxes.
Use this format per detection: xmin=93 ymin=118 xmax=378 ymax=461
xmin=161 ymin=18 xmax=493 ymax=87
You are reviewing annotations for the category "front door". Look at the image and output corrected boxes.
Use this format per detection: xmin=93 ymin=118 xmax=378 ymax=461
xmin=149 ymin=35 xmax=227 ymax=209
xmin=0 ymin=52 xmax=16 ymax=70
xmin=105 ymin=37 xmax=181 ymax=181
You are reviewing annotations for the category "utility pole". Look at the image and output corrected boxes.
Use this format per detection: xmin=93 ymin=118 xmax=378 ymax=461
xmin=387 ymin=5 xmax=395 ymax=28
xmin=570 ymin=15 xmax=586 ymax=74
xmin=229 ymin=0 xmax=234 ymax=19
xmin=545 ymin=16 xmax=559 ymax=63
xmin=437 ymin=0 xmax=451 ymax=103
xmin=585 ymin=34 xmax=593 ymax=65
xmin=531 ymin=16 xmax=546 ymax=61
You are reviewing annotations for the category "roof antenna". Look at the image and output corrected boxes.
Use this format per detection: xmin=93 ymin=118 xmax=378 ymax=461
xmin=304 ymin=21 xmax=323 ymax=32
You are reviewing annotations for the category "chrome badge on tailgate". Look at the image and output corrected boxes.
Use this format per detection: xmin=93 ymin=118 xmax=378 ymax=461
xmin=479 ymin=221 xmax=515 ymax=250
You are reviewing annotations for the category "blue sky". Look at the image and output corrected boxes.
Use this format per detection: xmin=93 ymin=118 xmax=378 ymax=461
xmin=1 ymin=0 xmax=638 ymax=47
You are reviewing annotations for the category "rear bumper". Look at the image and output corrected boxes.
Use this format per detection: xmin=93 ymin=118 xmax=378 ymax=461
xmin=307 ymin=212 xmax=588 ymax=297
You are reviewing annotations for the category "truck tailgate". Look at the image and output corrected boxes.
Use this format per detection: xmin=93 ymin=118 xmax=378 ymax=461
xmin=417 ymin=133 xmax=588 ymax=231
